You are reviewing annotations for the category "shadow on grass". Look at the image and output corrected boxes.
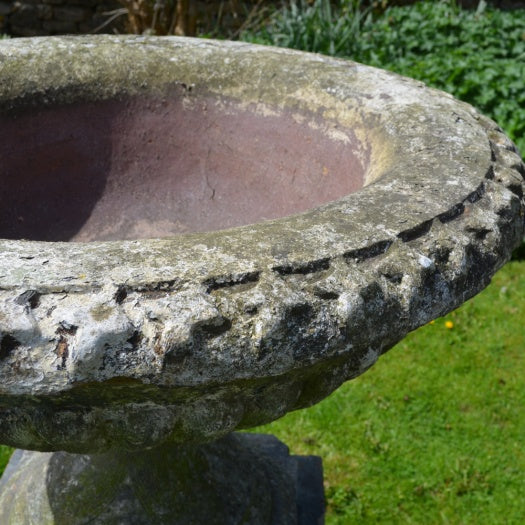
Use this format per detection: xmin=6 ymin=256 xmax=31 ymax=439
xmin=511 ymin=241 xmax=525 ymax=261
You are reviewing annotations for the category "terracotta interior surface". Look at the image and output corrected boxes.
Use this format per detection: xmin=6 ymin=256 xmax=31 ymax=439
xmin=0 ymin=92 xmax=370 ymax=242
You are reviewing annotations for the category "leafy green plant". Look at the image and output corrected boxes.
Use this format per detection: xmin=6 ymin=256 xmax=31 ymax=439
xmin=244 ymin=0 xmax=374 ymax=56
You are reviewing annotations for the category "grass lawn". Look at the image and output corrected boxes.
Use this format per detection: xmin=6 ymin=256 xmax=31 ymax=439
xmin=0 ymin=445 xmax=11 ymax=476
xmin=252 ymin=259 xmax=525 ymax=524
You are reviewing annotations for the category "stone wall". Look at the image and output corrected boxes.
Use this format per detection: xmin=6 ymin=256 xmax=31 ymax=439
xmin=0 ymin=0 xmax=125 ymax=36
xmin=0 ymin=0 xmax=265 ymax=37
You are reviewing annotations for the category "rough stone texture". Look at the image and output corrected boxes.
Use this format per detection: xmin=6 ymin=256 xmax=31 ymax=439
xmin=0 ymin=433 xmax=323 ymax=524
xmin=0 ymin=36 xmax=524 ymax=454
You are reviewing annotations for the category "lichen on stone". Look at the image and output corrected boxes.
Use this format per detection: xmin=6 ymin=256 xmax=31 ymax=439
xmin=0 ymin=36 xmax=523 ymax=452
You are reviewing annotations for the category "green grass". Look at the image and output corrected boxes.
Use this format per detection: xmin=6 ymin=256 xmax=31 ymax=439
xmin=252 ymin=260 xmax=525 ymax=523
xmin=0 ymin=445 xmax=12 ymax=474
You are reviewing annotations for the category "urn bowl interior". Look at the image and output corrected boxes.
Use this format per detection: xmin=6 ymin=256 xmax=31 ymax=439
xmin=0 ymin=94 xmax=369 ymax=242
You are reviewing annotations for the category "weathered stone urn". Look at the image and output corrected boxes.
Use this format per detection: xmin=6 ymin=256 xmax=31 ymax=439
xmin=0 ymin=36 xmax=523 ymax=524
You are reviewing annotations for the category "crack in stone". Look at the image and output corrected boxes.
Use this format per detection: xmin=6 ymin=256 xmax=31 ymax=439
xmin=15 ymin=290 xmax=41 ymax=309
xmin=272 ymin=258 xmax=330 ymax=276
xmin=196 ymin=318 xmax=233 ymax=338
xmin=343 ymin=240 xmax=393 ymax=264
xmin=203 ymin=271 xmax=260 ymax=293
xmin=313 ymin=289 xmax=340 ymax=300
xmin=115 ymin=280 xmax=181 ymax=303
xmin=437 ymin=203 xmax=465 ymax=224
xmin=0 ymin=334 xmax=20 ymax=360
xmin=126 ymin=331 xmax=142 ymax=351
xmin=397 ymin=219 xmax=434 ymax=243
xmin=55 ymin=336 xmax=69 ymax=371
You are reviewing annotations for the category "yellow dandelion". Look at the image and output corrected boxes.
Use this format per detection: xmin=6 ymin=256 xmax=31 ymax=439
xmin=445 ymin=320 xmax=454 ymax=329
xmin=429 ymin=320 xmax=435 ymax=325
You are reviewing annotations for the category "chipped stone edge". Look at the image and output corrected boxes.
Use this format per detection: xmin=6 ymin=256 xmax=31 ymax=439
xmin=0 ymin=36 xmax=524 ymax=451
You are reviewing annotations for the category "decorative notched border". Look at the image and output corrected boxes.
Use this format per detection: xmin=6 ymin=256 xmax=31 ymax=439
xmin=0 ymin=36 xmax=523 ymax=451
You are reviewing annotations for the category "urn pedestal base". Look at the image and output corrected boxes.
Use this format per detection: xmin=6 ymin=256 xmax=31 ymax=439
xmin=0 ymin=433 xmax=324 ymax=525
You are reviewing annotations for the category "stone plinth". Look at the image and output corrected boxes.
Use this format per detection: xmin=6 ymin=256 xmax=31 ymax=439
xmin=0 ymin=433 xmax=324 ymax=524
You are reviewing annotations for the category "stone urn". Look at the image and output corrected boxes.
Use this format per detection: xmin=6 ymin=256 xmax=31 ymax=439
xmin=0 ymin=36 xmax=523 ymax=524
